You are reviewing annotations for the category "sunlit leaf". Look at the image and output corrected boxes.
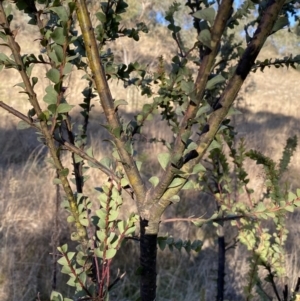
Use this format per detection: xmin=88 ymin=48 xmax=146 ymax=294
xmin=109 ymin=210 xmax=118 ymax=221
xmin=149 ymin=176 xmax=159 ymax=187
xmin=158 ymin=152 xmax=170 ymax=171
xmin=207 ymin=139 xmax=221 ymax=152
xmin=57 ymin=256 xmax=68 ymax=266
xmin=288 ymin=191 xmax=297 ymax=202
xmin=170 ymin=195 xmax=180 ymax=203
xmin=53 ymin=178 xmax=62 ymax=185
xmin=121 ymin=177 xmax=129 ymax=187
xmin=50 ymin=291 xmax=63 ymax=301
xmin=285 ymin=205 xmax=294 ymax=212
xmin=192 ymin=163 xmax=206 ymax=174
xmin=168 ymin=177 xmax=185 ymax=188
xmin=57 ymin=103 xmax=74 ymax=114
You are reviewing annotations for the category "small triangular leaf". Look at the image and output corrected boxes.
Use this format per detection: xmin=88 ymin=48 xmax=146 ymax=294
xmin=158 ymin=152 xmax=170 ymax=171
xmin=192 ymin=163 xmax=206 ymax=174
xmin=207 ymin=139 xmax=221 ymax=152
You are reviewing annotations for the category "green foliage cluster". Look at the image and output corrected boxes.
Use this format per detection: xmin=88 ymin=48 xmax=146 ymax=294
xmin=0 ymin=0 xmax=300 ymax=300
xmin=57 ymin=182 xmax=138 ymax=300
xmin=157 ymin=235 xmax=202 ymax=253
xmin=195 ymin=132 xmax=300 ymax=300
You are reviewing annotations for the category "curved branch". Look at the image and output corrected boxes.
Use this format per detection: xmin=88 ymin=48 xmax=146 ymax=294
xmin=146 ymin=0 xmax=287 ymax=233
xmin=0 ymin=101 xmax=121 ymax=185
xmin=150 ymin=0 xmax=234 ymax=206
xmin=75 ymin=0 xmax=145 ymax=204
xmin=190 ymin=0 xmax=287 ymax=167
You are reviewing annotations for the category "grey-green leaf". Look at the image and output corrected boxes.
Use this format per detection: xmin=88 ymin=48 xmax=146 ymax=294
xmin=32 ymin=76 xmax=38 ymax=88
xmin=51 ymin=28 xmax=66 ymax=45
xmin=46 ymin=68 xmax=60 ymax=84
xmin=99 ymin=157 xmax=112 ymax=169
xmin=206 ymin=74 xmax=225 ymax=90
xmin=17 ymin=120 xmax=30 ymax=130
xmin=114 ymin=99 xmax=128 ymax=109
xmin=272 ymin=16 xmax=289 ymax=34
xmin=44 ymin=85 xmax=58 ymax=104
xmin=193 ymin=7 xmax=215 ymax=25
xmin=49 ymin=6 xmax=69 ymax=23
xmin=53 ymin=45 xmax=64 ymax=63
xmin=14 ymin=82 xmax=26 ymax=90
xmin=63 ymin=63 xmax=73 ymax=75
xmin=198 ymin=29 xmax=211 ymax=49
xmin=57 ymin=103 xmax=74 ymax=114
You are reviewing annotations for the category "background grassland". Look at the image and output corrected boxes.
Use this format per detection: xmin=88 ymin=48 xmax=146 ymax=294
xmin=1 ymin=3 xmax=300 ymax=300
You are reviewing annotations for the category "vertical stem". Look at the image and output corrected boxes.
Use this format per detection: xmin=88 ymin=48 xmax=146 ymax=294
xmin=283 ymin=284 xmax=288 ymax=301
xmin=216 ymin=220 xmax=225 ymax=301
xmin=140 ymin=219 xmax=157 ymax=301
xmin=52 ymin=170 xmax=60 ymax=290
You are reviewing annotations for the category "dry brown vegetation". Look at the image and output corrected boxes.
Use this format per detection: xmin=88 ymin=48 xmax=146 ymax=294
xmin=0 ymin=4 xmax=300 ymax=301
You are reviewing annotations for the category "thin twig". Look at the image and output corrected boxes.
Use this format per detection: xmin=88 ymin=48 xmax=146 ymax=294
xmin=265 ymin=265 xmax=282 ymax=301
xmin=0 ymin=100 xmax=137 ymax=200
xmin=161 ymin=214 xmax=245 ymax=224
xmin=51 ymin=170 xmax=61 ymax=290
xmin=108 ymin=270 xmax=126 ymax=291
xmin=0 ymin=100 xmax=120 ymax=182
xmin=0 ymin=101 xmax=39 ymax=129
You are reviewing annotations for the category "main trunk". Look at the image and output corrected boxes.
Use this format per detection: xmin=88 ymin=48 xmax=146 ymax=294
xmin=140 ymin=218 xmax=157 ymax=301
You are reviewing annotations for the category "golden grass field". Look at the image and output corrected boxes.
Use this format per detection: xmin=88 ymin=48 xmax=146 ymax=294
xmin=0 ymin=6 xmax=300 ymax=300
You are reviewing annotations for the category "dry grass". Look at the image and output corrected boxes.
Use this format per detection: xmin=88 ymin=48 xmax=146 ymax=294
xmin=1 ymin=6 xmax=300 ymax=300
